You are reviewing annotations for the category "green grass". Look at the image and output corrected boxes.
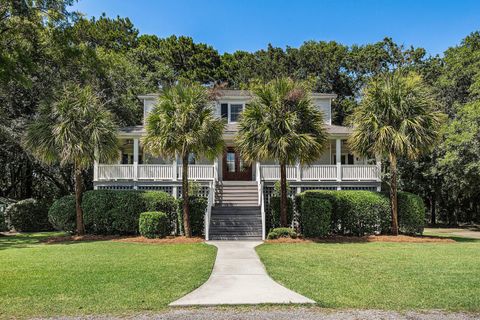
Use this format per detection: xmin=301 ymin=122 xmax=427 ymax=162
xmin=256 ymin=241 xmax=480 ymax=311
xmin=0 ymin=232 xmax=216 ymax=318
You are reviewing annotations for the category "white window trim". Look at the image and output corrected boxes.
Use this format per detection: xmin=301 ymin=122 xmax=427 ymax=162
xmin=221 ymin=102 xmax=245 ymax=124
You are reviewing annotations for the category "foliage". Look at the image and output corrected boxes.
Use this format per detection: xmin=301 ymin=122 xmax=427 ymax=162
xmin=296 ymin=191 xmax=334 ymax=237
xmin=5 ymin=198 xmax=50 ymax=232
xmin=177 ymin=196 xmax=207 ymax=237
xmin=142 ymin=191 xmax=178 ymax=234
xmin=237 ymin=78 xmax=328 ymax=227
xmin=269 ymin=196 xmax=294 ymax=229
xmin=348 ymin=69 xmax=444 ymax=234
xmin=48 ymin=195 xmax=76 ymax=232
xmin=397 ymin=191 xmax=425 ymax=235
xmin=139 ymin=211 xmax=169 ymax=238
xmin=267 ymin=227 xmax=298 ymax=240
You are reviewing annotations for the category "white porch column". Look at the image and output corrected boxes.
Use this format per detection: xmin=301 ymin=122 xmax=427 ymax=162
xmin=214 ymin=157 xmax=219 ymax=182
xmin=172 ymin=154 xmax=178 ymax=198
xmin=255 ymin=161 xmax=261 ymax=182
xmin=133 ymin=139 xmax=139 ymax=187
xmin=296 ymin=161 xmax=301 ymax=181
xmin=336 ymin=138 xmax=342 ymax=190
xmin=376 ymin=154 xmax=382 ymax=191
xmin=93 ymin=148 xmax=99 ymax=189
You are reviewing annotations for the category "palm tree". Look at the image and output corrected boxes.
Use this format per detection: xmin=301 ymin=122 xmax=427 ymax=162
xmin=348 ymin=69 xmax=445 ymax=235
xmin=236 ymin=78 xmax=328 ymax=227
xmin=143 ymin=82 xmax=225 ymax=237
xmin=24 ymin=83 xmax=118 ymax=235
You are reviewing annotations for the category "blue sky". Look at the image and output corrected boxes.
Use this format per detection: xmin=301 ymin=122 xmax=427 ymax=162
xmin=71 ymin=0 xmax=480 ymax=56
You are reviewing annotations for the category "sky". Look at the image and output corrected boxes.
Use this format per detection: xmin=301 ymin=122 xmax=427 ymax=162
xmin=71 ymin=0 xmax=480 ymax=56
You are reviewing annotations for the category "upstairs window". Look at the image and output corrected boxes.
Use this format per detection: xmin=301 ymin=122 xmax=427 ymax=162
xmin=220 ymin=102 xmax=245 ymax=123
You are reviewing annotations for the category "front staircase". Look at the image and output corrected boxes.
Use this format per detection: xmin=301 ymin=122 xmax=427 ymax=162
xmin=209 ymin=181 xmax=262 ymax=240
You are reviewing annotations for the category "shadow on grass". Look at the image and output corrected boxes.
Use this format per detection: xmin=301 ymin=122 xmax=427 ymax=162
xmin=0 ymin=232 xmax=67 ymax=250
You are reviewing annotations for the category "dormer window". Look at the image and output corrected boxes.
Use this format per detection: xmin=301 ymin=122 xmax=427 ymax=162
xmin=220 ymin=102 xmax=245 ymax=123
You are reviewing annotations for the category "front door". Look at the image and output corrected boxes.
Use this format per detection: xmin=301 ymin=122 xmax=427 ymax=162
xmin=223 ymin=147 xmax=252 ymax=181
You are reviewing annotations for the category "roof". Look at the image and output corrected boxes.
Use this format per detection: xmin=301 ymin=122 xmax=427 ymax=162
xmin=325 ymin=124 xmax=353 ymax=135
xmin=138 ymin=89 xmax=336 ymax=100
xmin=118 ymin=124 xmax=352 ymax=136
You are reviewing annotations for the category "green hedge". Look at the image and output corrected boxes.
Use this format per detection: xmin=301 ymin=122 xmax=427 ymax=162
xmin=0 ymin=211 xmax=8 ymax=231
xmin=48 ymin=190 xmax=178 ymax=235
xmin=5 ymin=199 xmax=51 ymax=232
xmin=268 ymin=196 xmax=294 ymax=229
xmin=177 ymin=196 xmax=207 ymax=236
xmin=397 ymin=191 xmax=425 ymax=235
xmin=267 ymin=227 xmax=297 ymax=239
xmin=48 ymin=195 xmax=76 ymax=233
xmin=334 ymin=191 xmax=390 ymax=236
xmin=296 ymin=191 xmax=334 ymax=237
xmin=139 ymin=211 xmax=169 ymax=238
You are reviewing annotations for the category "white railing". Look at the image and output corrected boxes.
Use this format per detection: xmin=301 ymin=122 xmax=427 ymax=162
xmin=177 ymin=165 xmax=215 ymax=180
xmin=260 ymin=165 xmax=297 ymax=180
xmin=138 ymin=165 xmax=174 ymax=180
xmin=205 ymin=181 xmax=214 ymax=241
xmin=97 ymin=165 xmax=135 ymax=180
xmin=260 ymin=180 xmax=265 ymax=240
xmin=259 ymin=164 xmax=379 ymax=181
xmin=342 ymin=165 xmax=379 ymax=181
xmin=302 ymin=165 xmax=337 ymax=180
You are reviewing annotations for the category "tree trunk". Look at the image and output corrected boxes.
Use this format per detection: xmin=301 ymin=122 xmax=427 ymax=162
xmin=389 ymin=154 xmax=399 ymax=235
xmin=182 ymin=154 xmax=191 ymax=237
xmin=430 ymin=196 xmax=436 ymax=225
xmin=74 ymin=167 xmax=85 ymax=235
xmin=279 ymin=161 xmax=288 ymax=227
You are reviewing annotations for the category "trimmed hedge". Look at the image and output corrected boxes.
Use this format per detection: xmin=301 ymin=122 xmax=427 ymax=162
xmin=267 ymin=227 xmax=297 ymax=239
xmin=5 ymin=199 xmax=51 ymax=232
xmin=177 ymin=196 xmax=208 ymax=236
xmin=48 ymin=195 xmax=76 ymax=232
xmin=139 ymin=211 xmax=169 ymax=238
xmin=47 ymin=190 xmax=178 ymax=235
xmin=397 ymin=191 xmax=425 ymax=235
xmin=0 ymin=212 xmax=7 ymax=231
xmin=334 ymin=191 xmax=390 ymax=236
xmin=296 ymin=191 xmax=334 ymax=237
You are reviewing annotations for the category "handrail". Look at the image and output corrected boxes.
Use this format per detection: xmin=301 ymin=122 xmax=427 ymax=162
xmin=205 ymin=181 xmax=213 ymax=241
xmin=260 ymin=180 xmax=265 ymax=240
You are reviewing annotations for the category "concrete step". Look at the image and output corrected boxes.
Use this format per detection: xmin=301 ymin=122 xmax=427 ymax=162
xmin=209 ymin=235 xmax=262 ymax=240
xmin=215 ymin=202 xmax=259 ymax=207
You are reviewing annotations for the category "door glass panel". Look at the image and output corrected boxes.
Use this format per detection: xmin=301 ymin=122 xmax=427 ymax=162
xmin=230 ymin=104 xmax=243 ymax=122
xmin=226 ymin=152 xmax=235 ymax=172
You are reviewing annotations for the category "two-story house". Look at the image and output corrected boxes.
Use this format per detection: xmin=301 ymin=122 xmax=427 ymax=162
xmin=93 ymin=89 xmax=381 ymax=240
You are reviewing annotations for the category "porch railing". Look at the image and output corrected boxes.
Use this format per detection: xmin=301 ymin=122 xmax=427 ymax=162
xmin=96 ymin=164 xmax=215 ymax=181
xmin=259 ymin=164 xmax=379 ymax=181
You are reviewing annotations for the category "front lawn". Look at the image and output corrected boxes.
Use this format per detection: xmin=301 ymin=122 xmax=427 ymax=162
xmin=0 ymin=232 xmax=216 ymax=318
xmin=256 ymin=240 xmax=480 ymax=311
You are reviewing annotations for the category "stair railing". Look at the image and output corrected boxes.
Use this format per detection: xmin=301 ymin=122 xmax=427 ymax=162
xmin=260 ymin=180 xmax=266 ymax=240
xmin=205 ymin=181 xmax=213 ymax=241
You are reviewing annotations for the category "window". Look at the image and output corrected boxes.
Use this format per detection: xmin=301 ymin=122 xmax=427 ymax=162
xmin=226 ymin=152 xmax=235 ymax=172
xmin=229 ymin=104 xmax=243 ymax=122
xmin=220 ymin=102 xmax=244 ymax=123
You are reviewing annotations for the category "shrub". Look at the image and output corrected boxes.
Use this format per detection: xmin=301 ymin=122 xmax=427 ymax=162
xmin=267 ymin=227 xmax=297 ymax=239
xmin=334 ymin=191 xmax=390 ymax=236
xmin=5 ymin=198 xmax=51 ymax=232
xmin=142 ymin=191 xmax=178 ymax=234
xmin=48 ymin=195 xmax=76 ymax=232
xmin=397 ymin=191 xmax=425 ymax=235
xmin=269 ymin=196 xmax=294 ymax=229
xmin=0 ymin=212 xmax=7 ymax=231
xmin=81 ymin=190 xmax=177 ymax=235
xmin=139 ymin=211 xmax=169 ymax=238
xmin=177 ymin=196 xmax=207 ymax=236
xmin=296 ymin=191 xmax=334 ymax=237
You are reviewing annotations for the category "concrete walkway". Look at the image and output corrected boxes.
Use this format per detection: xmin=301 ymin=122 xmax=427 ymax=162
xmin=170 ymin=241 xmax=314 ymax=306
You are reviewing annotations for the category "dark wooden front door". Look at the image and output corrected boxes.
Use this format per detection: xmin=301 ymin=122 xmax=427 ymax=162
xmin=223 ymin=147 xmax=252 ymax=181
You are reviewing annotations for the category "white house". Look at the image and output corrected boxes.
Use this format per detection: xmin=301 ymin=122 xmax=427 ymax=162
xmin=93 ymin=89 xmax=381 ymax=240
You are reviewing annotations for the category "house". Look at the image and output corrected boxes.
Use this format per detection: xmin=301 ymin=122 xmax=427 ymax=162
xmin=93 ymin=89 xmax=381 ymax=240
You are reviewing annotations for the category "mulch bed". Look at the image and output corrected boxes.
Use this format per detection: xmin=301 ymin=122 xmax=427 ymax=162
xmin=266 ymin=234 xmax=456 ymax=243
xmin=42 ymin=234 xmax=204 ymax=244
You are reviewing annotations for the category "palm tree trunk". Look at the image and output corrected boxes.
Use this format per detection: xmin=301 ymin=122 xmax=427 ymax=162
xmin=182 ymin=154 xmax=191 ymax=237
xmin=279 ymin=161 xmax=288 ymax=227
xmin=74 ymin=167 xmax=85 ymax=235
xmin=389 ymin=154 xmax=399 ymax=235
